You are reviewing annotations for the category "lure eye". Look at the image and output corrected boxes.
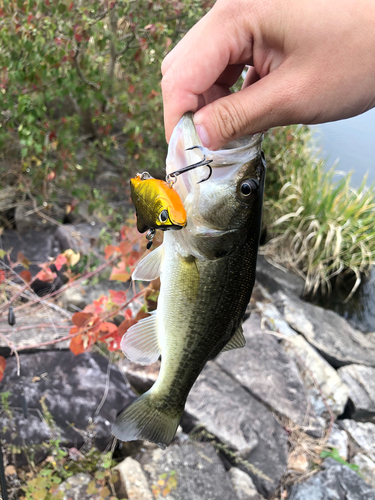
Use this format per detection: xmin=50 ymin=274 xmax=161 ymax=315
xmin=238 ymin=179 xmax=259 ymax=200
xmin=159 ymin=209 xmax=169 ymax=223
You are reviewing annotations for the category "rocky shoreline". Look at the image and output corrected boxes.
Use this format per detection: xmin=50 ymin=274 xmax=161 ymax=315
xmin=1 ymin=227 xmax=375 ymax=499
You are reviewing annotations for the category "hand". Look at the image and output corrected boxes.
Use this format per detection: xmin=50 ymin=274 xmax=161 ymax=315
xmin=161 ymin=0 xmax=375 ymax=150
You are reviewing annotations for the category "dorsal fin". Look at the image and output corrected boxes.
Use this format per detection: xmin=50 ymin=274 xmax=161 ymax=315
xmin=120 ymin=311 xmax=160 ymax=365
xmin=132 ymin=244 xmax=164 ymax=281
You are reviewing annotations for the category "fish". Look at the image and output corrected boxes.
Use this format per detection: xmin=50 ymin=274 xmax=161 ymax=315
xmin=130 ymin=174 xmax=187 ymax=234
xmin=113 ymin=113 xmax=266 ymax=449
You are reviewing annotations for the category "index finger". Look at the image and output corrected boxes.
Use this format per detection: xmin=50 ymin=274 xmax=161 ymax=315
xmin=161 ymin=5 xmax=252 ymax=142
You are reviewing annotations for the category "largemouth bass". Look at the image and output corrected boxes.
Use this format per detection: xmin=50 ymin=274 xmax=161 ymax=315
xmin=113 ymin=113 xmax=266 ymax=448
xmin=130 ymin=173 xmax=187 ymax=233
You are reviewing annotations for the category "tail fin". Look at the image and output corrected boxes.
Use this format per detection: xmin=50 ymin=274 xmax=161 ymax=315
xmin=112 ymin=392 xmax=182 ymax=449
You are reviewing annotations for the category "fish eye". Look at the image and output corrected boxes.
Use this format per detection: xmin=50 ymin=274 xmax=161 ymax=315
xmin=159 ymin=209 xmax=169 ymax=223
xmin=240 ymin=179 xmax=259 ymax=197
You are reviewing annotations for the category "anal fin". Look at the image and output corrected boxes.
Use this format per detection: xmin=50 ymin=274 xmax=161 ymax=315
xmin=221 ymin=325 xmax=246 ymax=353
xmin=120 ymin=311 xmax=160 ymax=365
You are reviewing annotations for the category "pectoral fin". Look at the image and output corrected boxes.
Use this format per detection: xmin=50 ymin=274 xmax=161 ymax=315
xmin=132 ymin=244 xmax=164 ymax=281
xmin=120 ymin=311 xmax=160 ymax=365
xmin=221 ymin=325 xmax=246 ymax=353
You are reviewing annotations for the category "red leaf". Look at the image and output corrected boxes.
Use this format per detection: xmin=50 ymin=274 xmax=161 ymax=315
xmin=0 ymin=270 xmax=6 ymax=284
xmin=105 ymin=331 xmax=123 ymax=351
xmin=17 ymin=251 xmax=30 ymax=268
xmin=109 ymin=261 xmax=130 ymax=282
xmin=0 ymin=356 xmax=6 ymax=382
xmin=117 ymin=318 xmax=137 ymax=336
xmin=119 ymin=241 xmax=133 ymax=256
xmin=74 ymin=32 xmax=82 ymax=43
xmin=128 ymin=84 xmax=135 ymax=94
xmin=104 ymin=245 xmax=120 ymax=260
xmin=27 ymin=14 xmax=33 ymax=23
xmin=71 ymin=312 xmax=93 ymax=328
xmin=69 ymin=1 xmax=73 ymax=10
xmin=109 ymin=290 xmax=127 ymax=305
xmin=99 ymin=322 xmax=118 ymax=335
xmin=69 ymin=334 xmax=86 ymax=355
xmin=48 ymin=130 xmax=57 ymax=141
xmin=19 ymin=270 xmax=32 ymax=283
xmin=55 ymin=254 xmax=67 ymax=271
xmin=36 ymin=268 xmax=57 ymax=282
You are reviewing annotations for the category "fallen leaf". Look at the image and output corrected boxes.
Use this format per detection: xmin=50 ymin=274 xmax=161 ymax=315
xmin=5 ymin=465 xmax=16 ymax=476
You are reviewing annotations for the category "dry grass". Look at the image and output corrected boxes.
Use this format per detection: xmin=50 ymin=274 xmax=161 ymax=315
xmin=262 ymin=126 xmax=375 ymax=299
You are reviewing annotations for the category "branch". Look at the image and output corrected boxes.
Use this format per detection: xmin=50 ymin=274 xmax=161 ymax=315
xmin=73 ymin=47 xmax=101 ymax=91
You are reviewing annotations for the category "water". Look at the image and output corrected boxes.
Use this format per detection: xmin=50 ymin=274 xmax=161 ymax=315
xmin=307 ymin=108 xmax=375 ymax=332
xmin=310 ymin=108 xmax=375 ymax=187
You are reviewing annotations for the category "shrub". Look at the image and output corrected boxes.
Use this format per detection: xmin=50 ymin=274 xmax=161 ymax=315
xmin=262 ymin=126 xmax=375 ymax=298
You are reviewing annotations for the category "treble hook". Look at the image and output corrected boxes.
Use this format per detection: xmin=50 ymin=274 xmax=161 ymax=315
xmin=167 ymin=146 xmax=213 ymax=185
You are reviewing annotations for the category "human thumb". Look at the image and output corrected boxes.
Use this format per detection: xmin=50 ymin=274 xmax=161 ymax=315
xmin=193 ymin=66 xmax=310 ymax=150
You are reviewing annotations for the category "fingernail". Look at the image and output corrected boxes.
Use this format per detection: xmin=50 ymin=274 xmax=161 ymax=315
xmin=194 ymin=123 xmax=210 ymax=148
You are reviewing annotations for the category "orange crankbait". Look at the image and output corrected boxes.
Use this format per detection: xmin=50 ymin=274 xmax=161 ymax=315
xmin=130 ymin=173 xmax=187 ymax=248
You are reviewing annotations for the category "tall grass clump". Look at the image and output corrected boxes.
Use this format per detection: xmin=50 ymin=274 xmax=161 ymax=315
xmin=262 ymin=125 xmax=375 ymax=299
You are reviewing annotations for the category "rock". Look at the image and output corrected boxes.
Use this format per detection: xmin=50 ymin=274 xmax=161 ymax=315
xmin=229 ymin=467 xmax=265 ymax=500
xmin=0 ymin=228 xmax=61 ymax=278
xmin=255 ymin=255 xmax=305 ymax=297
xmin=139 ymin=442 xmax=238 ymax=500
xmin=52 ymin=222 xmax=105 ymax=257
xmin=256 ymin=301 xmax=297 ymax=338
xmin=340 ymin=420 xmax=375 ymax=460
xmin=282 ymin=335 xmax=349 ymax=418
xmin=0 ymin=185 xmax=17 ymax=221
xmin=0 ymin=303 xmax=71 ymax=353
xmin=119 ymin=358 xmax=160 ymax=394
xmin=352 ymin=453 xmax=375 ymax=488
xmin=338 ymin=364 xmax=375 ymax=422
xmin=114 ymin=456 xmax=153 ymax=500
xmin=327 ymin=424 xmax=349 ymax=460
xmin=0 ymin=351 xmax=136 ymax=454
xmin=57 ymin=473 xmax=92 ymax=500
xmin=184 ymin=362 xmax=288 ymax=498
xmin=288 ymin=459 xmax=375 ymax=499
xmin=274 ymin=291 xmax=375 ymax=368
xmin=15 ymin=202 xmax=65 ymax=232
xmin=215 ymin=314 xmax=320 ymax=433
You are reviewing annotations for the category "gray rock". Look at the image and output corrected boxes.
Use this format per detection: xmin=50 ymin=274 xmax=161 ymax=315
xmin=340 ymin=420 xmax=375 ymax=460
xmin=228 ymin=467 xmax=265 ymax=500
xmin=119 ymin=358 xmax=160 ymax=394
xmin=0 ymin=303 xmax=71 ymax=352
xmin=255 ymin=255 xmax=305 ymax=297
xmin=274 ymin=291 xmax=375 ymax=367
xmin=288 ymin=460 xmax=375 ymax=499
xmin=282 ymin=335 xmax=349 ymax=418
xmin=114 ymin=456 xmax=153 ymax=500
xmin=52 ymin=222 xmax=105 ymax=257
xmin=139 ymin=442 xmax=238 ymax=500
xmin=1 ymin=228 xmax=61 ymax=278
xmin=15 ymin=202 xmax=65 ymax=232
xmin=0 ymin=185 xmax=17 ymax=215
xmin=327 ymin=424 xmax=349 ymax=460
xmin=185 ymin=362 xmax=287 ymax=498
xmin=352 ymin=453 xmax=375 ymax=488
xmin=57 ymin=473 xmax=93 ymax=500
xmin=338 ymin=364 xmax=375 ymax=422
xmin=0 ymin=351 xmax=136 ymax=453
xmin=215 ymin=314 xmax=320 ymax=433
xmin=256 ymin=301 xmax=297 ymax=338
